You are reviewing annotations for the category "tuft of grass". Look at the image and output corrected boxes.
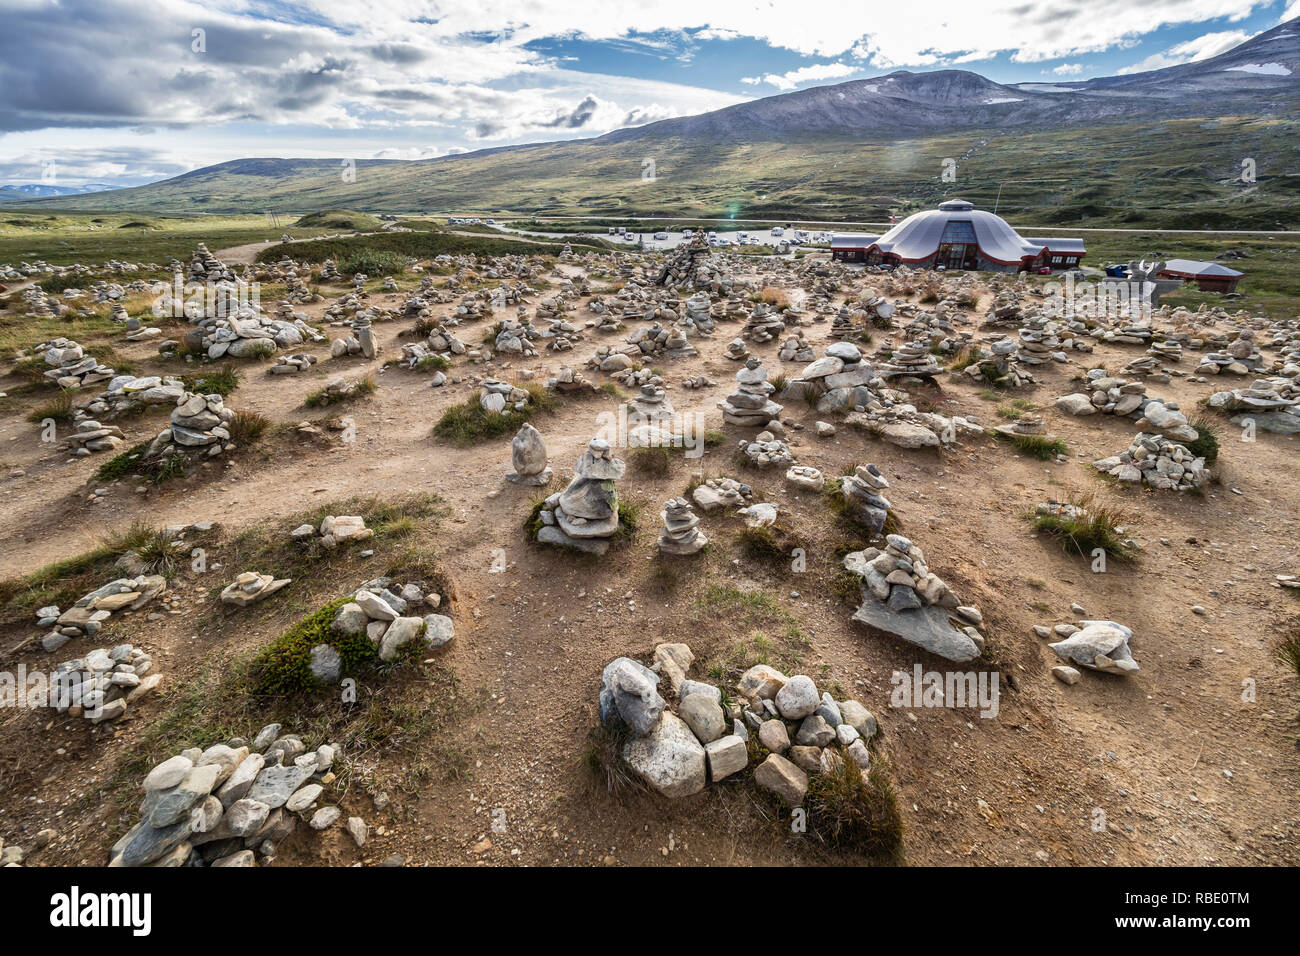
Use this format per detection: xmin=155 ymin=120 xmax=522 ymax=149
xmin=181 ymin=364 xmax=240 ymax=397
xmin=303 ymin=375 xmax=377 ymax=408
xmin=1277 ymin=629 xmax=1300 ymax=680
xmin=433 ymin=383 xmax=556 ymax=446
xmin=227 ymin=409 xmax=271 ymax=446
xmin=26 ymin=390 xmax=75 ymax=424
xmin=583 ymin=723 xmax=647 ymax=798
xmin=1031 ymin=492 xmax=1135 ymax=562
xmin=994 ymin=432 xmax=1068 ymax=460
xmin=1186 ymin=417 xmax=1220 ymax=465
xmin=628 ymin=446 xmax=672 ymax=477
xmin=416 ymin=355 xmax=450 ymax=372
xmin=802 ymin=753 xmax=905 ymax=860
xmin=736 ymin=523 xmax=806 ymax=568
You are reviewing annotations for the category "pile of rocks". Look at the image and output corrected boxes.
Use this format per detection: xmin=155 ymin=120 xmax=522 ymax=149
xmin=506 ymin=423 xmax=552 ymax=485
xmin=991 ymin=414 xmax=1062 ymax=453
xmin=876 ymin=340 xmax=943 ymax=380
xmin=738 ymin=432 xmax=795 ymax=468
xmin=48 ymin=643 xmax=161 ymax=724
xmin=112 ymin=725 xmax=354 ymax=867
xmin=187 ymin=243 xmax=237 ymax=283
xmin=1054 ymin=369 xmax=1152 ymax=421
xmin=719 ymin=358 xmax=782 ymax=427
xmin=842 ymin=535 xmax=985 ymax=662
xmin=844 ymin=404 xmax=983 ymax=450
xmin=1092 ymin=433 xmax=1207 ymax=490
xmin=1208 ymin=378 xmax=1300 ymax=434
xmin=270 ymin=353 xmax=318 ymax=375
xmin=742 ymin=304 xmax=786 ymax=343
xmin=328 ymin=578 xmax=453 ymax=668
xmin=188 ymin=307 xmax=322 ymax=361
xmin=777 ymin=335 xmax=816 ymax=362
xmin=480 ymin=379 xmax=530 ymax=413
xmin=1196 ymin=331 xmax=1263 ymax=375
xmin=56 ymin=419 xmax=127 ymax=457
xmin=836 ymin=463 xmax=892 ymax=533
xmin=657 ymin=498 xmax=708 ymax=555
xmin=35 ymin=338 xmax=116 ymax=389
xmin=691 ymin=477 xmax=752 ymax=512
xmin=533 ymin=438 xmax=626 ymax=555
xmin=38 ymin=575 xmax=167 ymax=653
xmin=963 ymin=337 xmax=1038 ymax=388
xmin=655 ymin=234 xmax=718 ymax=288
xmin=626 ymin=323 xmax=697 ymax=359
xmin=786 ymin=342 xmax=876 ymax=412
xmin=137 ymin=390 xmax=237 ymax=464
xmin=1047 ymin=620 xmax=1139 ymax=676
xmin=599 ymin=646 xmax=877 ymax=804
xmin=723 ymin=338 xmax=750 ymax=361
xmin=220 ymin=572 xmax=291 ymax=607
xmin=319 ymin=259 xmax=342 ymax=281
xmin=494 ymin=318 xmax=539 ymax=357
xmin=292 ymin=514 xmax=374 ymax=549
xmin=785 ymin=465 xmax=824 ymax=492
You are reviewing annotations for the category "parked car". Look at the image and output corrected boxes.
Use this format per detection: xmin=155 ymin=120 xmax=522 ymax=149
xmin=653 ymin=231 xmax=668 ymax=240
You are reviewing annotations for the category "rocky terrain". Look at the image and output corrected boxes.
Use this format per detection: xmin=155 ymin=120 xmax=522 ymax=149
xmin=0 ymin=232 xmax=1297 ymax=870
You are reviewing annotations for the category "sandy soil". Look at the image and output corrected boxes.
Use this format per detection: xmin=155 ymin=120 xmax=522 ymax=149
xmin=0 ymin=251 xmax=1296 ymax=868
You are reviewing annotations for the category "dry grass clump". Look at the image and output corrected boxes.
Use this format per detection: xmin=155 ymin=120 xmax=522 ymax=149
xmin=1030 ymin=491 xmax=1135 ymax=561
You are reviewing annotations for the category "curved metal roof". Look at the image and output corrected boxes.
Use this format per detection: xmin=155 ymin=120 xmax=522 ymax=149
xmin=870 ymin=200 xmax=1047 ymax=265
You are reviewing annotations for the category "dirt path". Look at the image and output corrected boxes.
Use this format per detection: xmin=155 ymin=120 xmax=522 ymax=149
xmin=1 ymin=265 xmax=1296 ymax=867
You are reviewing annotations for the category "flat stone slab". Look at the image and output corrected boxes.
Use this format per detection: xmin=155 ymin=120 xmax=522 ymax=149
xmin=851 ymin=598 xmax=980 ymax=663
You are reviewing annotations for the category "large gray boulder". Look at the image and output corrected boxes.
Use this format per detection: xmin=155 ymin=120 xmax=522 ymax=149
xmin=599 ymin=657 xmax=665 ymax=735
xmin=621 ymin=712 xmax=706 ymax=798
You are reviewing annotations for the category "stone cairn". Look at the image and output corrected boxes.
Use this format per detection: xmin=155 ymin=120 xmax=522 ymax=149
xmin=657 ymin=497 xmax=708 ymax=555
xmin=876 ymin=340 xmax=943 ymax=380
xmin=328 ymin=577 xmax=453 ymax=668
xmin=1092 ymin=433 xmax=1207 ymax=490
xmin=48 ymin=643 xmax=161 ymax=724
xmin=742 ymin=303 xmax=785 ymax=343
xmin=506 ymin=423 xmax=552 ymax=486
xmin=137 ymin=390 xmax=236 ymax=466
xmin=480 ymin=379 xmax=530 ymax=413
xmin=331 ymin=312 xmax=378 ymax=358
xmin=691 ymin=477 xmax=752 ymax=512
xmin=113 ymin=726 xmax=356 ymax=867
xmin=57 ymin=419 xmax=127 ymax=457
xmin=738 ymin=431 xmax=795 ymax=468
xmin=37 ymin=574 xmax=167 ymax=653
xmin=270 ymin=353 xmax=318 ymax=375
xmin=1208 ymin=378 xmax=1300 ymax=435
xmin=1047 ymin=620 xmax=1139 ymax=676
xmin=655 ymin=234 xmax=716 ymax=288
xmin=291 ymin=514 xmax=374 ymax=549
xmin=842 ymin=534 xmax=986 ymax=662
xmin=719 ymin=357 xmax=782 ymax=427
xmin=534 ymin=438 xmax=625 ymax=555
xmin=599 ymin=645 xmax=878 ymax=803
xmin=837 ymin=463 xmax=892 ymax=534
xmin=35 ymin=338 xmax=115 ymax=389
xmin=220 ymin=572 xmax=292 ymax=607
xmin=787 ymin=342 xmax=875 ymax=412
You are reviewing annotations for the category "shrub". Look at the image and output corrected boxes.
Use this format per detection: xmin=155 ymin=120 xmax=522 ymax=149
xmin=1187 ymin=417 xmax=1220 ymax=465
xmin=994 ymin=432 xmax=1068 ymax=460
xmin=26 ymin=390 xmax=75 ymax=424
xmin=303 ymin=375 xmax=376 ymax=408
xmin=629 ymin=446 xmax=671 ymax=476
xmin=802 ymin=753 xmax=904 ymax=859
xmin=1031 ymin=492 xmax=1135 ymax=561
xmin=248 ymin=597 xmax=379 ymax=696
xmin=182 ymin=364 xmax=240 ymax=396
xmin=227 ymin=409 xmax=271 ymax=446
xmin=339 ymin=250 xmax=409 ymax=276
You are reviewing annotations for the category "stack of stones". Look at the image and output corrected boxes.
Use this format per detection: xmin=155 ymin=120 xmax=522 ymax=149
xmin=789 ymin=342 xmax=875 ymax=412
xmin=422 ymin=323 xmax=467 ymax=356
xmin=112 ymin=726 xmax=346 ymax=867
xmin=626 ymin=384 xmax=673 ymax=424
xmin=837 ymin=463 xmax=892 ymax=534
xmin=598 ymin=646 xmax=878 ymax=803
xmin=291 ymin=514 xmax=374 ymax=549
xmin=742 ymin=304 xmax=785 ymax=343
xmin=718 ymin=358 xmax=782 ymax=427
xmin=270 ymin=353 xmax=317 ymax=375
xmin=480 ymin=379 xmax=530 ymax=414
xmin=141 ymin=390 xmax=236 ymax=462
xmin=534 ymin=438 xmax=625 ymax=555
xmin=1092 ymin=433 xmax=1207 ymax=490
xmin=506 ymin=423 xmax=552 ymax=485
xmin=78 ymin=376 xmax=180 ymax=422
xmin=657 ymin=498 xmax=708 ymax=555
xmin=876 ymin=340 xmax=943 ymax=380
xmin=785 ymin=465 xmax=825 ymax=492
xmin=1208 ymin=379 xmax=1300 ymax=434
xmin=36 ymin=338 xmax=116 ymax=389
xmin=354 ymin=312 xmax=378 ymax=358
xmin=1048 ymin=620 xmax=1139 ymax=676
xmin=38 ymin=575 xmax=167 ymax=653
xmin=1054 ymin=368 xmax=1151 ymax=421
xmin=190 ymin=308 xmax=320 ymax=360
xmin=49 ymin=643 xmax=161 ymax=724
xmin=965 ymin=337 xmax=1036 ymax=388
xmin=56 ymin=419 xmax=127 ymax=457
xmin=723 ymin=338 xmax=750 ymax=361
xmin=187 ymin=243 xmax=236 ymax=283
xmin=846 ymin=534 xmax=967 ymax=614
xmin=547 ymin=365 xmax=597 ymax=395
xmin=777 ymin=335 xmax=816 ymax=362
xmin=123 ymin=315 xmax=162 ymax=342
xmin=992 ymin=413 xmax=1057 ymax=446
xmin=1196 ymin=331 xmax=1262 ymax=375
xmin=1101 ymin=319 xmax=1153 ymax=347
xmin=494 ymin=318 xmax=539 ymax=357
xmin=627 ymin=323 xmax=697 ymax=359
xmin=654 ymin=234 xmax=716 ymax=288
xmin=738 ymin=432 xmax=795 ymax=468
xmin=691 ymin=477 xmax=752 ymax=512
xmin=219 ymin=572 xmax=291 ymax=607
xmin=327 ymin=578 xmax=453 ymax=669
xmin=830 ymin=307 xmax=859 ymax=339
xmin=682 ymin=292 xmax=713 ymax=330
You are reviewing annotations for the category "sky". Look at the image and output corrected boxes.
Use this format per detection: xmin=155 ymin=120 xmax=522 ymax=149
xmin=0 ymin=0 xmax=1297 ymax=187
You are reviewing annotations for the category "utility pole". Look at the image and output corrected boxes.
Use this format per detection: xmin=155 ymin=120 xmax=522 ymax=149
xmin=993 ymin=183 xmax=1004 ymax=215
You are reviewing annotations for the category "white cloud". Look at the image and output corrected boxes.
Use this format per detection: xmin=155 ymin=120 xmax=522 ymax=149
xmin=1053 ymin=63 xmax=1084 ymax=75
xmin=1116 ymin=29 xmax=1255 ymax=74
xmin=749 ymin=62 xmax=858 ymax=91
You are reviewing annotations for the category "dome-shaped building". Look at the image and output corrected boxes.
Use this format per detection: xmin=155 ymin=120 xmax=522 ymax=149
xmin=832 ymin=199 xmax=1085 ymax=273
